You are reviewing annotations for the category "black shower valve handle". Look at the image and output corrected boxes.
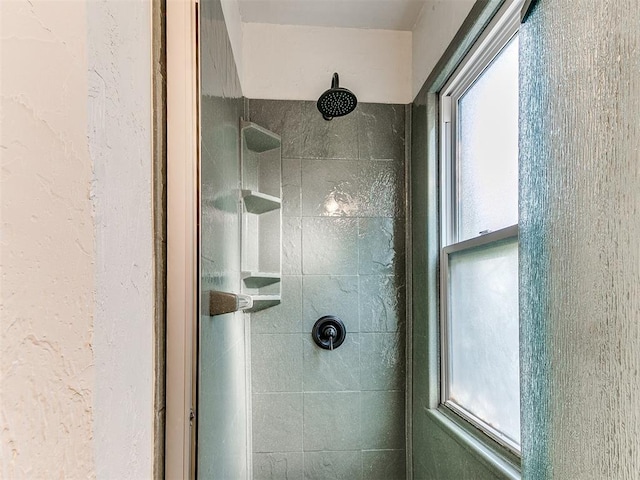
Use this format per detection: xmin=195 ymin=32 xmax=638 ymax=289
xmin=323 ymin=325 xmax=337 ymax=339
xmin=312 ymin=315 xmax=346 ymax=351
xmin=323 ymin=325 xmax=338 ymax=350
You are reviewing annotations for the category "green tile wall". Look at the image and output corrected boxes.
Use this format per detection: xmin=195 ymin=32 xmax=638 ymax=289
xmin=248 ymin=100 xmax=407 ymax=480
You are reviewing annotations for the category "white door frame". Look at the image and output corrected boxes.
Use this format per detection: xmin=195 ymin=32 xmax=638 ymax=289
xmin=165 ymin=0 xmax=198 ymax=478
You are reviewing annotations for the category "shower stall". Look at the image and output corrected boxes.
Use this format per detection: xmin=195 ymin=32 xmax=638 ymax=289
xmin=197 ymin=1 xmax=407 ymax=478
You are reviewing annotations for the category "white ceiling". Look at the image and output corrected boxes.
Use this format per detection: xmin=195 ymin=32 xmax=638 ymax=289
xmin=237 ymin=0 xmax=428 ymax=31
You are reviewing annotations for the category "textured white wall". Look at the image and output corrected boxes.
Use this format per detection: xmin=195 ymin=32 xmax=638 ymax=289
xmin=243 ymin=23 xmax=412 ymax=103
xmin=87 ymin=1 xmax=154 ymax=479
xmin=0 ymin=1 xmax=95 ymax=477
xmin=220 ymin=0 xmax=245 ymax=92
xmin=411 ymin=0 xmax=476 ymax=97
xmin=1 ymin=1 xmax=154 ymax=478
xmin=224 ymin=1 xmax=478 ymax=102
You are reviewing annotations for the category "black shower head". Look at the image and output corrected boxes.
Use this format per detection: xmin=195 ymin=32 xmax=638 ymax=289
xmin=317 ymin=73 xmax=357 ymax=121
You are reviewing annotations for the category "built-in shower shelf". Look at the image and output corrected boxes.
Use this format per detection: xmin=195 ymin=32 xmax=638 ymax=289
xmin=240 ymin=119 xmax=282 ymax=313
xmin=242 ymin=272 xmax=281 ymax=288
xmin=242 ymin=122 xmax=281 ymax=153
xmin=242 ymin=190 xmax=281 ymax=214
xmin=246 ymin=295 xmax=281 ymax=312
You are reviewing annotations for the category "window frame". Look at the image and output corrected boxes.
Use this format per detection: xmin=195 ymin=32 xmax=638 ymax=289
xmin=438 ymin=2 xmax=522 ymax=458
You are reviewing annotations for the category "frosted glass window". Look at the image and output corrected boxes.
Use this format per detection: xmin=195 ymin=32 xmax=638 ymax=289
xmin=440 ymin=22 xmax=520 ymax=453
xmin=448 ymin=238 xmax=520 ymax=445
xmin=457 ymin=37 xmax=519 ymax=242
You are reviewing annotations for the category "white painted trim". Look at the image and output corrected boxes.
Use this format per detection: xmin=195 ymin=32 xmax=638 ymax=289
xmin=166 ymin=0 xmax=198 ymax=478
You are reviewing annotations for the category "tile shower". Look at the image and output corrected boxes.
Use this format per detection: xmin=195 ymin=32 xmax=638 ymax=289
xmin=197 ymin=3 xmax=408 ymax=478
xmin=247 ymin=100 xmax=408 ymax=480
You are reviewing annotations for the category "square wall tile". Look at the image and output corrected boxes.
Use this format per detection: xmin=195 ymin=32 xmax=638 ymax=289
xmin=357 ymin=160 xmax=404 ymax=218
xmin=303 ymin=451 xmax=363 ymax=480
xmin=299 ymin=101 xmax=359 ymax=159
xmin=360 ymin=333 xmax=405 ymax=391
xmin=257 ymin=148 xmax=282 ymax=197
xmin=303 ymin=392 xmax=361 ymax=451
xmin=302 ymin=275 xmax=359 ymax=333
xmin=301 ymin=159 xmax=360 ymax=217
xmin=283 ymin=217 xmax=302 ymax=275
xmin=252 ymin=275 xmax=302 ymax=334
xmin=359 ymin=275 xmax=405 ymax=333
xmin=253 ymin=393 xmax=303 ymax=452
xmin=358 ymin=217 xmax=401 ymax=275
xmin=303 ymin=335 xmax=360 ymax=392
xmin=362 ymin=450 xmax=406 ymax=480
xmin=361 ymin=391 xmax=405 ymax=450
xmin=252 ymin=334 xmax=302 ymax=393
xmin=283 ymin=158 xmax=302 ymax=217
xmin=357 ymin=103 xmax=405 ymax=161
xmin=249 ymin=99 xmax=304 ymax=158
xmin=254 ymin=452 xmax=304 ymax=480
xmin=302 ymin=217 xmax=358 ymax=275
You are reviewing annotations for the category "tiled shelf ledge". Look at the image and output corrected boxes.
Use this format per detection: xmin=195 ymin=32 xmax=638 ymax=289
xmin=246 ymin=295 xmax=281 ymax=312
xmin=242 ymin=271 xmax=281 ymax=288
xmin=242 ymin=189 xmax=281 ymax=214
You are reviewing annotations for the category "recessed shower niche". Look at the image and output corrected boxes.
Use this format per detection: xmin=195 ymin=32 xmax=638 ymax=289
xmin=240 ymin=120 xmax=282 ymax=312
